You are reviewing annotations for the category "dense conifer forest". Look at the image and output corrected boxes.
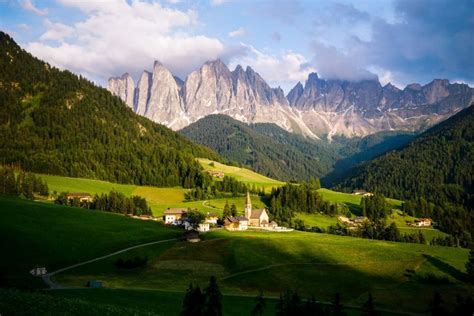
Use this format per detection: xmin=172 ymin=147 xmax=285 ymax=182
xmin=0 ymin=32 xmax=220 ymax=188
xmin=334 ymin=105 xmax=474 ymax=245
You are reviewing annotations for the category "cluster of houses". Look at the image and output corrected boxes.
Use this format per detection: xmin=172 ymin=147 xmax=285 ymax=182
xmin=204 ymin=170 xmax=225 ymax=179
xmin=338 ymin=215 xmax=368 ymax=228
xmin=163 ymin=192 xmax=280 ymax=233
xmin=163 ymin=208 xmax=218 ymax=232
xmin=352 ymin=190 xmax=374 ymax=197
xmin=407 ymin=218 xmax=432 ymax=227
xmin=65 ymin=192 xmax=92 ymax=202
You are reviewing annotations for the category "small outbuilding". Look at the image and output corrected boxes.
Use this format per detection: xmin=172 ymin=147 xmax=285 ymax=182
xmin=87 ymin=280 xmax=102 ymax=288
xmin=185 ymin=229 xmax=200 ymax=242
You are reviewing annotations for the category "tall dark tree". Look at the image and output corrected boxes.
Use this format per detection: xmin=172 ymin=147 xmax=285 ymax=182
xmin=251 ymin=290 xmax=266 ymax=316
xmin=223 ymin=201 xmax=231 ymax=218
xmin=331 ymin=293 xmax=345 ymax=316
xmin=466 ymin=249 xmax=474 ymax=282
xmin=361 ymin=293 xmax=377 ymax=316
xmin=204 ymin=276 xmax=222 ymax=316
xmin=181 ymin=283 xmax=205 ymax=316
xmin=429 ymin=292 xmax=446 ymax=316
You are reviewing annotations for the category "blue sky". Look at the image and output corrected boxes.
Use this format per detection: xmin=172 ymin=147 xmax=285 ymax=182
xmin=1 ymin=0 xmax=473 ymax=92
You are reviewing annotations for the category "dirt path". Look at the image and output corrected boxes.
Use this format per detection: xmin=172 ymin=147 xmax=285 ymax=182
xmin=42 ymin=238 xmax=178 ymax=289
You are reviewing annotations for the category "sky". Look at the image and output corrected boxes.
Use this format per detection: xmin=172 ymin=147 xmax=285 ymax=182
xmin=1 ymin=0 xmax=473 ymax=93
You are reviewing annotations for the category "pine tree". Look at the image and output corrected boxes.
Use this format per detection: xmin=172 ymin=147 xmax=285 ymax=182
xmin=204 ymin=276 xmax=222 ymax=316
xmin=230 ymin=204 xmax=237 ymax=217
xmin=251 ymin=290 xmax=265 ymax=316
xmin=466 ymin=249 xmax=474 ymax=282
xmin=332 ymin=293 xmax=345 ymax=316
xmin=223 ymin=201 xmax=231 ymax=218
xmin=361 ymin=293 xmax=377 ymax=316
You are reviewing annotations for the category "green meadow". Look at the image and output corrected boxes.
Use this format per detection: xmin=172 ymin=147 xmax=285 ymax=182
xmin=0 ymin=197 xmax=181 ymax=288
xmin=0 ymin=197 xmax=470 ymax=314
xmin=198 ymin=158 xmax=285 ymax=191
xmin=55 ymin=229 xmax=471 ymax=314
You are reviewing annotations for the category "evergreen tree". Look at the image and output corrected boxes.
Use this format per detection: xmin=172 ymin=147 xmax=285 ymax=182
xmin=181 ymin=283 xmax=204 ymax=316
xmin=361 ymin=293 xmax=377 ymax=316
xmin=429 ymin=292 xmax=446 ymax=316
xmin=251 ymin=290 xmax=266 ymax=316
xmin=331 ymin=293 xmax=345 ymax=316
xmin=204 ymin=276 xmax=222 ymax=316
xmin=230 ymin=204 xmax=238 ymax=217
xmin=223 ymin=201 xmax=231 ymax=218
xmin=466 ymin=249 xmax=474 ymax=282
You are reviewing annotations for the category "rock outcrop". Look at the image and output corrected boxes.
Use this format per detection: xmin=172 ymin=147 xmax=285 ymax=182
xmin=108 ymin=60 xmax=474 ymax=139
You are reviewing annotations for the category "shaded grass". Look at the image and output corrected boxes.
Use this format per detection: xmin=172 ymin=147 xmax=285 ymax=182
xmin=0 ymin=197 xmax=181 ymax=288
xmin=56 ymin=229 xmax=471 ymax=313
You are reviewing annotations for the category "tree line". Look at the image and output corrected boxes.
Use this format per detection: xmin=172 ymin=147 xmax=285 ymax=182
xmin=55 ymin=190 xmax=152 ymax=216
xmin=0 ymin=167 xmax=49 ymax=199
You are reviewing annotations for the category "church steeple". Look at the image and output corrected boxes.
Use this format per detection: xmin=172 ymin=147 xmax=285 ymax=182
xmin=244 ymin=191 xmax=252 ymax=219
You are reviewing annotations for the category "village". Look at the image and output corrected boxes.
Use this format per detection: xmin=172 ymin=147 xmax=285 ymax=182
xmin=163 ymin=192 xmax=291 ymax=239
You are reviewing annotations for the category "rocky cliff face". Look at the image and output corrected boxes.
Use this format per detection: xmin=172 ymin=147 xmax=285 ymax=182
xmin=108 ymin=60 xmax=473 ymax=139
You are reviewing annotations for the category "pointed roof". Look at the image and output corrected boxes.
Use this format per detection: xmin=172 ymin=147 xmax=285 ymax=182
xmin=245 ymin=191 xmax=251 ymax=206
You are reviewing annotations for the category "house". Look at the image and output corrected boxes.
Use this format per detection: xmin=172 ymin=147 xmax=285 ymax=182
xmin=224 ymin=216 xmax=248 ymax=231
xmin=30 ymin=267 xmax=47 ymax=276
xmin=352 ymin=190 xmax=373 ymax=197
xmin=163 ymin=208 xmax=187 ymax=225
xmin=415 ymin=218 xmax=432 ymax=227
xmin=244 ymin=192 xmax=271 ymax=227
xmin=184 ymin=220 xmax=210 ymax=232
xmin=65 ymin=192 xmax=92 ymax=202
xmin=205 ymin=213 xmax=219 ymax=225
xmin=205 ymin=170 xmax=225 ymax=179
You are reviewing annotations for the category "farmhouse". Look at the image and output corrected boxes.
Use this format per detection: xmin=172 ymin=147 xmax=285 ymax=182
xmin=205 ymin=170 xmax=225 ymax=179
xmin=163 ymin=208 xmax=187 ymax=225
xmin=65 ymin=192 xmax=92 ymax=202
xmin=30 ymin=266 xmax=47 ymax=276
xmin=352 ymin=190 xmax=373 ymax=197
xmin=244 ymin=192 xmax=271 ymax=227
xmin=414 ymin=218 xmax=432 ymax=227
xmin=224 ymin=216 xmax=248 ymax=231
xmin=205 ymin=213 xmax=219 ymax=225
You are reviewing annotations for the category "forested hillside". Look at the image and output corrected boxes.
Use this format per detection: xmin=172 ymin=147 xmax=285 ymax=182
xmin=180 ymin=114 xmax=337 ymax=181
xmin=334 ymin=105 xmax=474 ymax=244
xmin=0 ymin=32 xmax=220 ymax=187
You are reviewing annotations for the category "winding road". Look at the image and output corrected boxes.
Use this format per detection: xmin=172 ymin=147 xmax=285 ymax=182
xmin=42 ymin=238 xmax=178 ymax=289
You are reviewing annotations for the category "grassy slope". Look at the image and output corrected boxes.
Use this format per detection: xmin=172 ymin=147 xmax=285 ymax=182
xmin=42 ymin=172 xmax=447 ymax=240
xmin=198 ymin=158 xmax=285 ymax=192
xmin=56 ymin=229 xmax=471 ymax=314
xmin=0 ymin=198 xmax=181 ymax=288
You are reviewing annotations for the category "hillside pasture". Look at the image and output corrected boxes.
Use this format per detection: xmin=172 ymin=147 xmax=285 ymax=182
xmin=55 ymin=229 xmax=471 ymax=314
xmin=198 ymin=158 xmax=285 ymax=192
xmin=0 ymin=198 xmax=181 ymax=288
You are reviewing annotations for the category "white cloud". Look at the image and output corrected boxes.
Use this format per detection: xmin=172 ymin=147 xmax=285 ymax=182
xmin=26 ymin=0 xmax=228 ymax=84
xmin=228 ymin=27 xmax=247 ymax=38
xmin=230 ymin=44 xmax=316 ymax=92
xmin=39 ymin=20 xmax=74 ymax=41
xmin=20 ymin=0 xmax=48 ymax=16
xmin=210 ymin=0 xmax=229 ymax=6
xmin=17 ymin=23 xmax=30 ymax=31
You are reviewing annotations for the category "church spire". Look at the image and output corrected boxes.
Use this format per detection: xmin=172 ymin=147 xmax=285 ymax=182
xmin=244 ymin=191 xmax=252 ymax=219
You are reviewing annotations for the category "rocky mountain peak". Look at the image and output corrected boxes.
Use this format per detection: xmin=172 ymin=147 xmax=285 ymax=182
xmin=108 ymin=59 xmax=473 ymax=139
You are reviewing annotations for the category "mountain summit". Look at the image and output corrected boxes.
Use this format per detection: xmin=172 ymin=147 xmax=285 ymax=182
xmin=108 ymin=61 xmax=473 ymax=139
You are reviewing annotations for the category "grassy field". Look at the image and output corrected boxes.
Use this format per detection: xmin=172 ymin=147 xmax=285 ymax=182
xmin=198 ymin=158 xmax=285 ymax=192
xmin=55 ymin=229 xmax=471 ymax=314
xmin=0 ymin=197 xmax=181 ymax=288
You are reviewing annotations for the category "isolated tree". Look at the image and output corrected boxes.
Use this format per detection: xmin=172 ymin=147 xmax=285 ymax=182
xmin=230 ymin=203 xmax=238 ymax=217
xmin=204 ymin=276 xmax=222 ymax=316
xmin=362 ymin=293 xmax=377 ymax=316
xmin=223 ymin=201 xmax=231 ymax=218
xmin=187 ymin=209 xmax=206 ymax=229
xmin=429 ymin=292 xmax=446 ymax=316
xmin=466 ymin=249 xmax=474 ymax=282
xmin=181 ymin=283 xmax=204 ymax=316
xmin=251 ymin=290 xmax=266 ymax=316
xmin=332 ymin=293 xmax=346 ymax=316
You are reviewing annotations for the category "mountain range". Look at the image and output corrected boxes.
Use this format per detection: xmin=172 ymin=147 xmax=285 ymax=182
xmin=108 ymin=60 xmax=474 ymax=139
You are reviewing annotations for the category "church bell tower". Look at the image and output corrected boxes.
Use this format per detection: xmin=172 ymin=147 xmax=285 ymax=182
xmin=244 ymin=191 xmax=252 ymax=219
